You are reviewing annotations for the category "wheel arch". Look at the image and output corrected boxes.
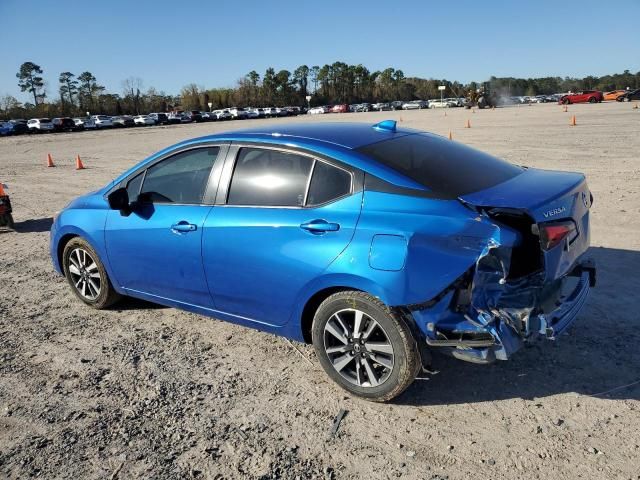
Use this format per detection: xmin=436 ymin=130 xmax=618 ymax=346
xmin=52 ymin=222 xmax=122 ymax=292
xmin=295 ymin=274 xmax=392 ymax=344
xmin=57 ymin=233 xmax=79 ymax=271
xmin=300 ymin=286 xmax=361 ymax=343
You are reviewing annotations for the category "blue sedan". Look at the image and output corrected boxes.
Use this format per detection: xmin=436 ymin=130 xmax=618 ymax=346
xmin=50 ymin=121 xmax=595 ymax=401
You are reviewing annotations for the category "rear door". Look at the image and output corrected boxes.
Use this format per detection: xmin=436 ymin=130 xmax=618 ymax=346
xmin=105 ymin=144 xmax=227 ymax=307
xmin=202 ymin=145 xmax=362 ymax=326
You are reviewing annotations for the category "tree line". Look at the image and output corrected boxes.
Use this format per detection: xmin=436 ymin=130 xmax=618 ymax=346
xmin=3 ymin=61 xmax=639 ymax=118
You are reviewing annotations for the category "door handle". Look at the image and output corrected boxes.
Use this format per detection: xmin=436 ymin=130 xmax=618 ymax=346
xmin=300 ymin=219 xmax=340 ymax=233
xmin=171 ymin=221 xmax=197 ymax=233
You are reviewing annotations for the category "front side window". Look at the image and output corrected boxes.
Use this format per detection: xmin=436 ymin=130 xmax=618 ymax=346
xmin=126 ymin=172 xmax=144 ymax=200
xmin=139 ymin=147 xmax=220 ymax=204
xmin=227 ymin=148 xmax=313 ymax=206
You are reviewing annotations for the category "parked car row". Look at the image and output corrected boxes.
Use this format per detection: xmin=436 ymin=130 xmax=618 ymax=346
xmin=0 ymin=106 xmax=310 ymax=136
xmin=515 ymin=89 xmax=639 ymax=105
xmin=3 ymin=89 xmax=638 ymax=137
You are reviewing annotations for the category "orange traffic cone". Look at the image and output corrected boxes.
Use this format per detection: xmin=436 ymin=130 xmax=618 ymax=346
xmin=47 ymin=153 xmax=55 ymax=167
xmin=570 ymin=115 xmax=577 ymax=126
xmin=0 ymin=183 xmax=6 ymax=196
xmin=448 ymin=130 xmax=453 ymax=140
xmin=75 ymin=155 xmax=85 ymax=170
xmin=465 ymin=119 xmax=471 ymax=128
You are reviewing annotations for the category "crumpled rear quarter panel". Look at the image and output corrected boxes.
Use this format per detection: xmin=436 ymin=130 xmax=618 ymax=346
xmin=325 ymin=191 xmax=519 ymax=307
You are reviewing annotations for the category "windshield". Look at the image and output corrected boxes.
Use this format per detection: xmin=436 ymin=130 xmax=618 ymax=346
xmin=357 ymin=133 xmax=523 ymax=198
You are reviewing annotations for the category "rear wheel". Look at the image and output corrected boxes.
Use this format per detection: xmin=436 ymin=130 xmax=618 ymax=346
xmin=62 ymin=238 xmax=121 ymax=309
xmin=312 ymin=291 xmax=421 ymax=402
xmin=563 ymin=98 xmax=570 ymax=105
xmin=588 ymin=97 xmax=596 ymax=103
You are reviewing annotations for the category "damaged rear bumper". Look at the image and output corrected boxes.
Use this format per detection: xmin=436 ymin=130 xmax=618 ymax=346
xmin=410 ymin=259 xmax=596 ymax=364
xmin=536 ymin=259 xmax=595 ymax=339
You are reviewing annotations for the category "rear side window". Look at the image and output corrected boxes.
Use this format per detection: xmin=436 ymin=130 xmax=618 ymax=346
xmin=140 ymin=147 xmax=220 ymax=204
xmin=227 ymin=148 xmax=313 ymax=206
xmin=357 ymin=134 xmax=522 ymax=198
xmin=307 ymin=161 xmax=352 ymax=206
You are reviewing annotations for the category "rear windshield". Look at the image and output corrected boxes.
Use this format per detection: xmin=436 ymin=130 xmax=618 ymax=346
xmin=357 ymin=133 xmax=523 ymax=198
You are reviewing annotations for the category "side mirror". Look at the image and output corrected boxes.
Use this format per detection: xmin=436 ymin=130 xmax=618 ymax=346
xmin=107 ymin=187 xmax=131 ymax=214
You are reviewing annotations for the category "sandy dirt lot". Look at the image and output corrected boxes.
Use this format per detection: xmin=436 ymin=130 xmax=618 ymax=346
xmin=1 ymin=103 xmax=639 ymax=479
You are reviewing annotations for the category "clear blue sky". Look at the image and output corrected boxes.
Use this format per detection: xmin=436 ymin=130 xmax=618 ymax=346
xmin=1 ymin=0 xmax=638 ymax=101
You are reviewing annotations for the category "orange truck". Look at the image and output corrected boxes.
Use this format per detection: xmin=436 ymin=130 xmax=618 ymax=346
xmin=603 ymin=90 xmax=627 ymax=101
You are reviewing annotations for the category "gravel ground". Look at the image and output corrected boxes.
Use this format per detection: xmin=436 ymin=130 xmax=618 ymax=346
xmin=1 ymin=103 xmax=639 ymax=479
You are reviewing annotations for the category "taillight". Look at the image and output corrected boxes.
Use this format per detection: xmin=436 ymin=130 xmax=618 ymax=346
xmin=538 ymin=221 xmax=577 ymax=250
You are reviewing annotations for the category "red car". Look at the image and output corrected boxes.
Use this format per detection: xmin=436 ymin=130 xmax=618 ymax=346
xmin=558 ymin=90 xmax=603 ymax=104
xmin=330 ymin=104 xmax=349 ymax=113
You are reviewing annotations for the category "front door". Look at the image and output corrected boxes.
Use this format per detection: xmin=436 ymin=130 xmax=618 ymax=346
xmin=105 ymin=145 xmax=224 ymax=307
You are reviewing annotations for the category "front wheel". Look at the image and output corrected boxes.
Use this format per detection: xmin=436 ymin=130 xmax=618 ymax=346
xmin=62 ymin=238 xmax=121 ymax=309
xmin=312 ymin=291 xmax=421 ymax=402
xmin=588 ymin=97 xmax=596 ymax=103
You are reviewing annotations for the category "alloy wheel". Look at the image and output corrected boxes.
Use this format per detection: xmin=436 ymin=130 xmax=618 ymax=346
xmin=323 ymin=309 xmax=395 ymax=387
xmin=67 ymin=248 xmax=101 ymax=300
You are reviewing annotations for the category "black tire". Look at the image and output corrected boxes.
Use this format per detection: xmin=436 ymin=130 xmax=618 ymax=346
xmin=588 ymin=97 xmax=596 ymax=103
xmin=562 ymin=98 xmax=570 ymax=105
xmin=311 ymin=291 xmax=421 ymax=402
xmin=1 ymin=213 xmax=14 ymax=229
xmin=62 ymin=237 xmax=121 ymax=309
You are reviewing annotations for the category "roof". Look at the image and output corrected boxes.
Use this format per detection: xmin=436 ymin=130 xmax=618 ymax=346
xmin=110 ymin=121 xmax=431 ymax=192
xmin=202 ymin=122 xmax=418 ymax=150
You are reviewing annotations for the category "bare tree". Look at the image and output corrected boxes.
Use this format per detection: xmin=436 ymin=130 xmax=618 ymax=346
xmin=122 ymin=77 xmax=144 ymax=114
